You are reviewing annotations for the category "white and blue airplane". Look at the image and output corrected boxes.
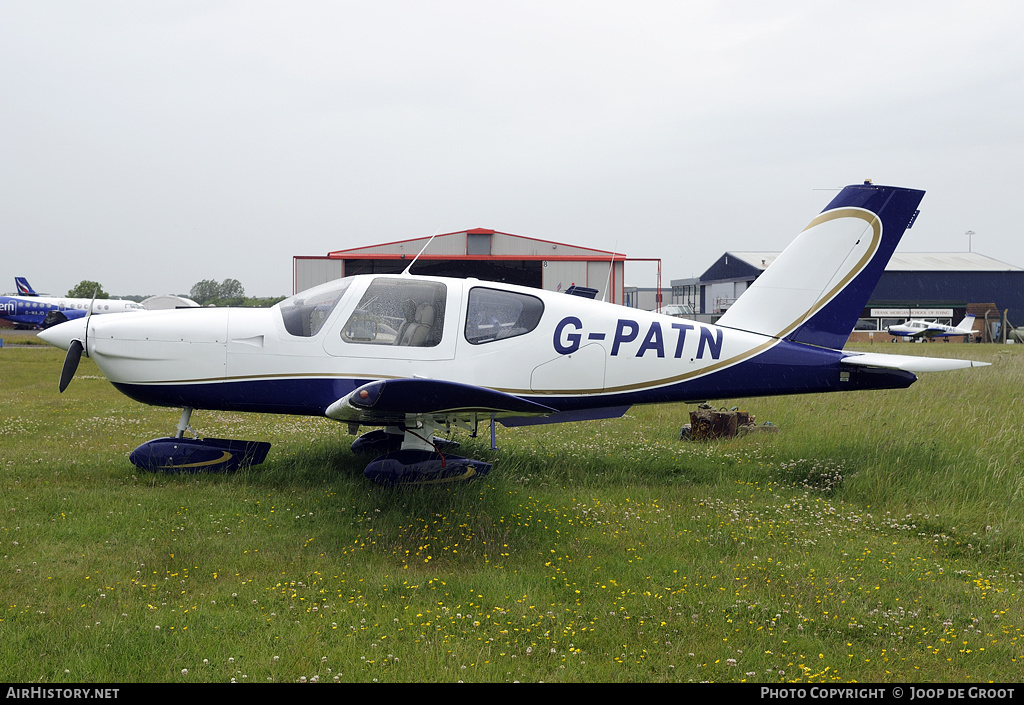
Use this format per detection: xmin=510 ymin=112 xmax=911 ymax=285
xmin=0 ymin=293 xmax=87 ymax=329
xmin=39 ymin=182 xmax=988 ymax=483
xmin=1 ymin=278 xmax=144 ymax=329
xmin=886 ymin=315 xmax=978 ymax=340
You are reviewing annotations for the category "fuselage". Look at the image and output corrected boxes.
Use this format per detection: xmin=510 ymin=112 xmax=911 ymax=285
xmin=39 ymin=274 xmax=916 ymax=418
xmin=0 ymin=294 xmax=143 ymax=328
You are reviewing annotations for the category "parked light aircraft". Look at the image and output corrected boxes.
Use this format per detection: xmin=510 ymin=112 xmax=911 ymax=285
xmin=886 ymin=315 xmax=978 ymax=340
xmin=1 ymin=278 xmax=144 ymax=329
xmin=39 ymin=183 xmax=989 ymax=484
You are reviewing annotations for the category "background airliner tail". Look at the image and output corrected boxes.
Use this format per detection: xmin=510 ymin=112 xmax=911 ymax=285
xmin=15 ymin=277 xmax=37 ymax=296
xmin=717 ymin=182 xmax=925 ymax=350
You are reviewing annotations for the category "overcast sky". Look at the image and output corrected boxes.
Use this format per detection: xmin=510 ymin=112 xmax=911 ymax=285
xmin=3 ymin=1 xmax=1023 ymax=298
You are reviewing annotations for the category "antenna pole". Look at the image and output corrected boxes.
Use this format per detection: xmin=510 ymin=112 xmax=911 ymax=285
xmin=602 ymin=244 xmax=618 ymax=302
xmin=402 ymin=223 xmax=446 ymax=276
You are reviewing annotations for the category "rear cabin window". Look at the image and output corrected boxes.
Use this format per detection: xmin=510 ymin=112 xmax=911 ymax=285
xmin=341 ymin=278 xmax=447 ymax=347
xmin=464 ymin=287 xmax=544 ymax=344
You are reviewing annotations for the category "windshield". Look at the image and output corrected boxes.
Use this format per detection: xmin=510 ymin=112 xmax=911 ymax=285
xmin=341 ymin=277 xmax=446 ymax=347
xmin=280 ymin=278 xmax=354 ymax=337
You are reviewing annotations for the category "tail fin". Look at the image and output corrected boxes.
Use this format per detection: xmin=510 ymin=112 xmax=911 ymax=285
xmin=957 ymin=314 xmax=976 ymax=332
xmin=717 ymin=182 xmax=924 ymax=350
xmin=15 ymin=277 xmax=37 ymax=296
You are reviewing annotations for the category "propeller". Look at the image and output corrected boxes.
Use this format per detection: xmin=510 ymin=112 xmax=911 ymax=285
xmin=57 ymin=288 xmax=96 ymax=393
xmin=59 ymin=339 xmax=84 ymax=393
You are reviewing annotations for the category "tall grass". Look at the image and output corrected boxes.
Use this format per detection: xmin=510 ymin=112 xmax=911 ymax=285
xmin=1 ymin=344 xmax=1022 ymax=682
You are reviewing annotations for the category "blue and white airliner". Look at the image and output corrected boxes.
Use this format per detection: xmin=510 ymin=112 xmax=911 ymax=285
xmin=1 ymin=278 xmax=144 ymax=329
xmin=39 ymin=183 xmax=989 ymax=483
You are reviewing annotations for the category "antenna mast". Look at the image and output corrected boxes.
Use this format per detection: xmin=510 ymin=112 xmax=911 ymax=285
xmin=602 ymin=243 xmax=618 ymax=302
xmin=402 ymin=223 xmax=446 ymax=276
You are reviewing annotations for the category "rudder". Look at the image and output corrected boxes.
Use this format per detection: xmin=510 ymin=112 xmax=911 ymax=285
xmin=15 ymin=277 xmax=37 ymax=296
xmin=717 ymin=182 xmax=925 ymax=350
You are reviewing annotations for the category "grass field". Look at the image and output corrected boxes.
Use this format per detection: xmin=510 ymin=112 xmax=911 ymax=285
xmin=1 ymin=342 xmax=1022 ymax=683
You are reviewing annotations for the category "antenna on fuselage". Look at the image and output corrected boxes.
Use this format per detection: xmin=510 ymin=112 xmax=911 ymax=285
xmin=401 ymin=223 xmax=446 ymax=276
xmin=602 ymin=242 xmax=618 ymax=303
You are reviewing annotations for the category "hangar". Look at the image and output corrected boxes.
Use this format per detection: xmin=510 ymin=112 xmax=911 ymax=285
xmin=294 ymin=228 xmax=662 ymax=307
xmin=673 ymin=251 xmax=1024 ymax=341
xmin=141 ymin=294 xmax=200 ymax=311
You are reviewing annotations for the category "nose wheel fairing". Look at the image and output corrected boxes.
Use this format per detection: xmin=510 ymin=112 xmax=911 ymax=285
xmin=128 ymin=437 xmax=271 ymax=473
xmin=128 ymin=404 xmax=271 ymax=473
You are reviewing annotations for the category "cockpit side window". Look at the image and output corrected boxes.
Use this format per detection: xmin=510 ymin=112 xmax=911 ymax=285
xmin=280 ymin=278 xmax=353 ymax=337
xmin=464 ymin=287 xmax=544 ymax=344
xmin=341 ymin=278 xmax=447 ymax=347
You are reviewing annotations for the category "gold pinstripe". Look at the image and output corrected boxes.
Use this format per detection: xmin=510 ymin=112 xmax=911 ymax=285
xmin=122 ymin=210 xmax=880 ymax=401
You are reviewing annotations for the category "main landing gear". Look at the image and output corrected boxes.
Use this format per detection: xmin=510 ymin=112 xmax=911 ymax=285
xmin=351 ymin=417 xmax=492 ymax=485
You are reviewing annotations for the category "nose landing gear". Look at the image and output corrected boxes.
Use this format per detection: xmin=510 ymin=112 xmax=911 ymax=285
xmin=128 ymin=406 xmax=271 ymax=473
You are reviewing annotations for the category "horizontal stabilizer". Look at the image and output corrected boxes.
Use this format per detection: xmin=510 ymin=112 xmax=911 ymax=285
xmin=325 ymin=378 xmax=558 ymax=424
xmin=841 ymin=353 xmax=990 ymax=373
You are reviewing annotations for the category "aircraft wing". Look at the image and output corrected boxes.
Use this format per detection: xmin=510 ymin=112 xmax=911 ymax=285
xmin=324 ymin=378 xmax=559 ymax=425
xmin=841 ymin=352 xmax=990 ymax=372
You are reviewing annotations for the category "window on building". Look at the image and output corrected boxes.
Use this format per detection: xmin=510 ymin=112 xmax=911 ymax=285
xmin=466 ymin=232 xmax=492 ymax=256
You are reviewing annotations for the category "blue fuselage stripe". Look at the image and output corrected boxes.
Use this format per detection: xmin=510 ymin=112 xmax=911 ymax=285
xmin=110 ymin=341 xmax=916 ymax=417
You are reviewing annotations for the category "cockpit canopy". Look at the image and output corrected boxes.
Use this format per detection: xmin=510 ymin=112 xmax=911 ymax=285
xmin=279 ymin=278 xmax=354 ymax=337
xmin=280 ymin=276 xmax=545 ymax=347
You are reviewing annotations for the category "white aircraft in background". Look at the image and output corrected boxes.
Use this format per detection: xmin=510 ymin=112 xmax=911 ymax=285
xmin=1 ymin=277 xmax=144 ymax=329
xmin=39 ymin=182 xmax=988 ymax=484
xmin=886 ymin=315 xmax=978 ymax=340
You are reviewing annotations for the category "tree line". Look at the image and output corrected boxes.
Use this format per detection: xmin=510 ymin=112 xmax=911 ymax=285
xmin=65 ymin=279 xmax=285 ymax=308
